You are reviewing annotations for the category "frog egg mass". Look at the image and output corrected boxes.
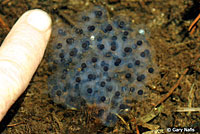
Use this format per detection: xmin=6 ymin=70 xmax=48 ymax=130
xmin=47 ymin=5 xmax=157 ymax=126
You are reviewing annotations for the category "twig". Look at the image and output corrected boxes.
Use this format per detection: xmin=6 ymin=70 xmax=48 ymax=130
xmin=155 ymin=54 xmax=200 ymax=107
xmin=176 ymin=107 xmax=200 ymax=112
xmin=1 ymin=0 xmax=10 ymax=5
xmin=52 ymin=112 xmax=63 ymax=131
xmin=187 ymin=83 xmax=196 ymax=115
xmin=136 ymin=125 xmax=140 ymax=134
xmin=116 ymin=113 xmax=130 ymax=129
xmin=0 ymin=15 xmax=10 ymax=31
xmin=7 ymin=121 xmax=24 ymax=127
xmin=155 ymin=68 xmax=189 ymax=107
xmin=188 ymin=13 xmax=200 ymax=34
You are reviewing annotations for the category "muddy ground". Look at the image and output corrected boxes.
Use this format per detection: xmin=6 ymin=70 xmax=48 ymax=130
xmin=0 ymin=0 xmax=199 ymax=133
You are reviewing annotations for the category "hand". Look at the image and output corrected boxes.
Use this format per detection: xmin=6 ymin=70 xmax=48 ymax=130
xmin=0 ymin=9 xmax=52 ymax=122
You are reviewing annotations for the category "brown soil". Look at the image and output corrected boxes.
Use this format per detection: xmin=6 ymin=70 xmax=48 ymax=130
xmin=0 ymin=0 xmax=199 ymax=133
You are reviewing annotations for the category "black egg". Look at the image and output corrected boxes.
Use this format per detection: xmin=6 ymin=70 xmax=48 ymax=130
xmin=115 ymin=91 xmax=120 ymax=97
xmin=103 ymin=66 xmax=109 ymax=71
xmin=76 ymin=77 xmax=81 ymax=82
xmin=95 ymin=10 xmax=103 ymax=17
xmin=112 ymin=36 xmax=117 ymax=40
xmin=148 ymin=67 xmax=154 ymax=73
xmin=66 ymin=38 xmax=74 ymax=45
xmin=87 ymin=88 xmax=93 ymax=94
xmin=82 ymin=16 xmax=90 ymax=21
xmin=81 ymin=63 xmax=87 ymax=68
xmin=140 ymin=51 xmax=146 ymax=57
xmin=97 ymin=44 xmax=105 ymax=50
xmin=56 ymin=43 xmax=62 ymax=49
xmin=130 ymin=87 xmax=135 ymax=92
xmin=88 ymin=25 xmax=95 ymax=32
xmin=138 ymin=90 xmax=143 ymax=95
xmin=59 ymin=53 xmax=64 ymax=58
xmin=91 ymin=57 xmax=98 ymax=63
xmin=106 ymin=86 xmax=113 ymax=92
xmin=100 ymin=96 xmax=106 ymax=102
xmin=100 ymin=81 xmax=106 ymax=87
xmin=105 ymin=24 xmax=112 ymax=32
xmin=56 ymin=90 xmax=62 ymax=96
xmin=135 ymin=60 xmax=140 ymax=66
xmin=114 ymin=58 xmax=121 ymax=66
xmin=118 ymin=21 xmax=125 ymax=28
xmin=124 ymin=47 xmax=132 ymax=53
xmin=137 ymin=40 xmax=142 ymax=46
xmin=125 ymin=73 xmax=131 ymax=79
xmin=75 ymin=28 xmax=83 ymax=34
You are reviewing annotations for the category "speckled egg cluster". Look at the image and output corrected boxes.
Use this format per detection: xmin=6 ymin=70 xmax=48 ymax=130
xmin=48 ymin=6 xmax=157 ymax=126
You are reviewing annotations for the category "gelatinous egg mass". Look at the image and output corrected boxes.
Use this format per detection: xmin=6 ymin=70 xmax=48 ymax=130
xmin=48 ymin=5 xmax=157 ymax=126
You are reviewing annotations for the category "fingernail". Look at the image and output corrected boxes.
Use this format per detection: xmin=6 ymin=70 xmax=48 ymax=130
xmin=27 ymin=9 xmax=51 ymax=32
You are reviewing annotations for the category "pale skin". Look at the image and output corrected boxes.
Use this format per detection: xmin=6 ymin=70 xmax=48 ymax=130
xmin=0 ymin=9 xmax=52 ymax=122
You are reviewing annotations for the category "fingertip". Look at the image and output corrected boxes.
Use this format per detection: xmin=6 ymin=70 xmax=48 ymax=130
xmin=26 ymin=9 xmax=52 ymax=32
